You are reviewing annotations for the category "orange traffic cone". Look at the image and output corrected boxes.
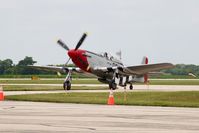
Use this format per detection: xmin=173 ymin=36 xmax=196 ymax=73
xmin=0 ymin=86 xmax=4 ymax=101
xmin=107 ymin=90 xmax=115 ymax=105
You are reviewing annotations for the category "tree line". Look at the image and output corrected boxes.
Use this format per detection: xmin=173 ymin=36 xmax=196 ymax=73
xmin=0 ymin=56 xmax=54 ymax=75
xmin=0 ymin=57 xmax=199 ymax=76
xmin=163 ymin=64 xmax=199 ymax=76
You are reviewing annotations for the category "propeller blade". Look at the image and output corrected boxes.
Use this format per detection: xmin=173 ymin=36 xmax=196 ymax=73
xmin=57 ymin=39 xmax=70 ymax=51
xmin=61 ymin=58 xmax=71 ymax=73
xmin=65 ymin=58 xmax=71 ymax=66
xmin=75 ymin=33 xmax=87 ymax=50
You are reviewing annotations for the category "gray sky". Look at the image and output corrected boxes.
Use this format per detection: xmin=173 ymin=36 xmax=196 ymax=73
xmin=0 ymin=0 xmax=199 ymax=65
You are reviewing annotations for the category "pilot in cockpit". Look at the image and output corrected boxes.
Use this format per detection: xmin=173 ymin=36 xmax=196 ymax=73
xmin=104 ymin=52 xmax=108 ymax=59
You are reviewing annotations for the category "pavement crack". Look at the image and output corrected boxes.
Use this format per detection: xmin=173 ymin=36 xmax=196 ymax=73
xmin=2 ymin=106 xmax=15 ymax=110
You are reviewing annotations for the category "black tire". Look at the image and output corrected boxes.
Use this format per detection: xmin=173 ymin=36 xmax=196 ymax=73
xmin=63 ymin=82 xmax=67 ymax=90
xmin=130 ymin=84 xmax=133 ymax=90
xmin=63 ymin=81 xmax=71 ymax=90
xmin=66 ymin=82 xmax=71 ymax=90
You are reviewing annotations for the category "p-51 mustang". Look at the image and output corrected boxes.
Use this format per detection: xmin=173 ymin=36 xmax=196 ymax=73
xmin=30 ymin=33 xmax=174 ymax=90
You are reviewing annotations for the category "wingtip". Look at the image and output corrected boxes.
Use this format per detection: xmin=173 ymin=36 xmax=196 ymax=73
xmin=167 ymin=63 xmax=175 ymax=68
xmin=56 ymin=39 xmax=61 ymax=43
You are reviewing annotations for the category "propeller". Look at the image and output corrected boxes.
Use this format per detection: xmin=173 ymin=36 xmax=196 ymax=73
xmin=65 ymin=58 xmax=71 ymax=66
xmin=57 ymin=39 xmax=70 ymax=51
xmin=75 ymin=32 xmax=87 ymax=51
xmin=57 ymin=32 xmax=88 ymax=67
xmin=57 ymin=32 xmax=87 ymax=51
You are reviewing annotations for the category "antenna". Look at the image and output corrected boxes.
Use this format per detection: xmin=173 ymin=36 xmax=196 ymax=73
xmin=116 ymin=50 xmax=122 ymax=60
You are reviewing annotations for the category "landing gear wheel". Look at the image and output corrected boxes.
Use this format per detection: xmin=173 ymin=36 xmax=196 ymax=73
xmin=130 ymin=84 xmax=133 ymax=90
xmin=109 ymin=81 xmax=117 ymax=90
xmin=63 ymin=81 xmax=71 ymax=90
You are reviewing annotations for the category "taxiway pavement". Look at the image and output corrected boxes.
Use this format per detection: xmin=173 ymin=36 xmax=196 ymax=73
xmin=0 ymin=101 xmax=199 ymax=133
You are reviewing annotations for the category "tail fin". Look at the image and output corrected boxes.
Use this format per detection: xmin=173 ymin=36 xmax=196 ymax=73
xmin=141 ymin=56 xmax=148 ymax=64
xmin=141 ymin=56 xmax=149 ymax=84
xmin=128 ymin=56 xmax=149 ymax=84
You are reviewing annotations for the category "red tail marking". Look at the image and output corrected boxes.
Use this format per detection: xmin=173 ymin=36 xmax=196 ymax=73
xmin=144 ymin=56 xmax=149 ymax=83
xmin=145 ymin=57 xmax=148 ymax=64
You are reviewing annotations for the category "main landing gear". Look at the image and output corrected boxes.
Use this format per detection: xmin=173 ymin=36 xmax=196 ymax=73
xmin=63 ymin=71 xmax=72 ymax=90
xmin=109 ymin=81 xmax=134 ymax=90
xmin=63 ymin=81 xmax=71 ymax=90
xmin=109 ymin=70 xmax=134 ymax=90
xmin=109 ymin=70 xmax=119 ymax=90
xmin=129 ymin=83 xmax=133 ymax=90
xmin=109 ymin=80 xmax=117 ymax=90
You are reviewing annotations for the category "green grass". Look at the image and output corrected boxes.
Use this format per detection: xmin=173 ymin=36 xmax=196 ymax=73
xmin=151 ymin=75 xmax=198 ymax=79
xmin=149 ymin=80 xmax=199 ymax=85
xmin=1 ymin=79 xmax=199 ymax=85
xmin=0 ymin=74 xmax=93 ymax=78
xmin=5 ymin=91 xmax=199 ymax=107
xmin=0 ymin=75 xmax=66 ymax=78
xmin=3 ymin=85 xmax=107 ymax=91
xmin=0 ymin=79 xmax=101 ymax=84
xmin=0 ymin=74 xmax=197 ymax=79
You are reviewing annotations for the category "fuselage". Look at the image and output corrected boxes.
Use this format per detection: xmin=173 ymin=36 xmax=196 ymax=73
xmin=68 ymin=49 xmax=123 ymax=79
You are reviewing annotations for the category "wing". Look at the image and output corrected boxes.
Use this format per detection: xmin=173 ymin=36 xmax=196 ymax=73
xmin=125 ymin=63 xmax=174 ymax=75
xmin=93 ymin=63 xmax=174 ymax=76
xmin=28 ymin=65 xmax=96 ymax=77
xmin=28 ymin=65 xmax=77 ymax=73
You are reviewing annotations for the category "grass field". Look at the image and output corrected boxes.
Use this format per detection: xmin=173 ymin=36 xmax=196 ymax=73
xmin=149 ymin=80 xmax=199 ymax=85
xmin=3 ymin=85 xmax=107 ymax=91
xmin=1 ymin=79 xmax=199 ymax=85
xmin=151 ymin=75 xmax=198 ymax=79
xmin=1 ymin=79 xmax=199 ymax=91
xmin=5 ymin=91 xmax=199 ymax=108
xmin=0 ymin=74 xmax=197 ymax=79
xmin=0 ymin=74 xmax=90 ymax=78
xmin=0 ymin=79 xmax=101 ymax=84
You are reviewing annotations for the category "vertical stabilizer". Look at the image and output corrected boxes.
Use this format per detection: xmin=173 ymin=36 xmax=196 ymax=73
xmin=142 ymin=56 xmax=149 ymax=83
xmin=141 ymin=56 xmax=148 ymax=64
xmin=127 ymin=56 xmax=150 ymax=84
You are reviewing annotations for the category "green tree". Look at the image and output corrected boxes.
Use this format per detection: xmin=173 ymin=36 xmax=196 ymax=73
xmin=163 ymin=64 xmax=199 ymax=76
xmin=0 ymin=59 xmax=14 ymax=74
xmin=16 ymin=56 xmax=37 ymax=74
xmin=17 ymin=56 xmax=37 ymax=66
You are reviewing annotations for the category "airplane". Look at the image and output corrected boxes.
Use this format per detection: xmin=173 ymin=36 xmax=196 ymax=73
xmin=29 ymin=33 xmax=174 ymax=90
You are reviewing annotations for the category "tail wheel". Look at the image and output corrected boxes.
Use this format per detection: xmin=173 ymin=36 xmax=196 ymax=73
xmin=63 ymin=81 xmax=71 ymax=90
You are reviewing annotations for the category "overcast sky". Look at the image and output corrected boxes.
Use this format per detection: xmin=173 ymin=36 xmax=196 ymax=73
xmin=0 ymin=0 xmax=199 ymax=65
